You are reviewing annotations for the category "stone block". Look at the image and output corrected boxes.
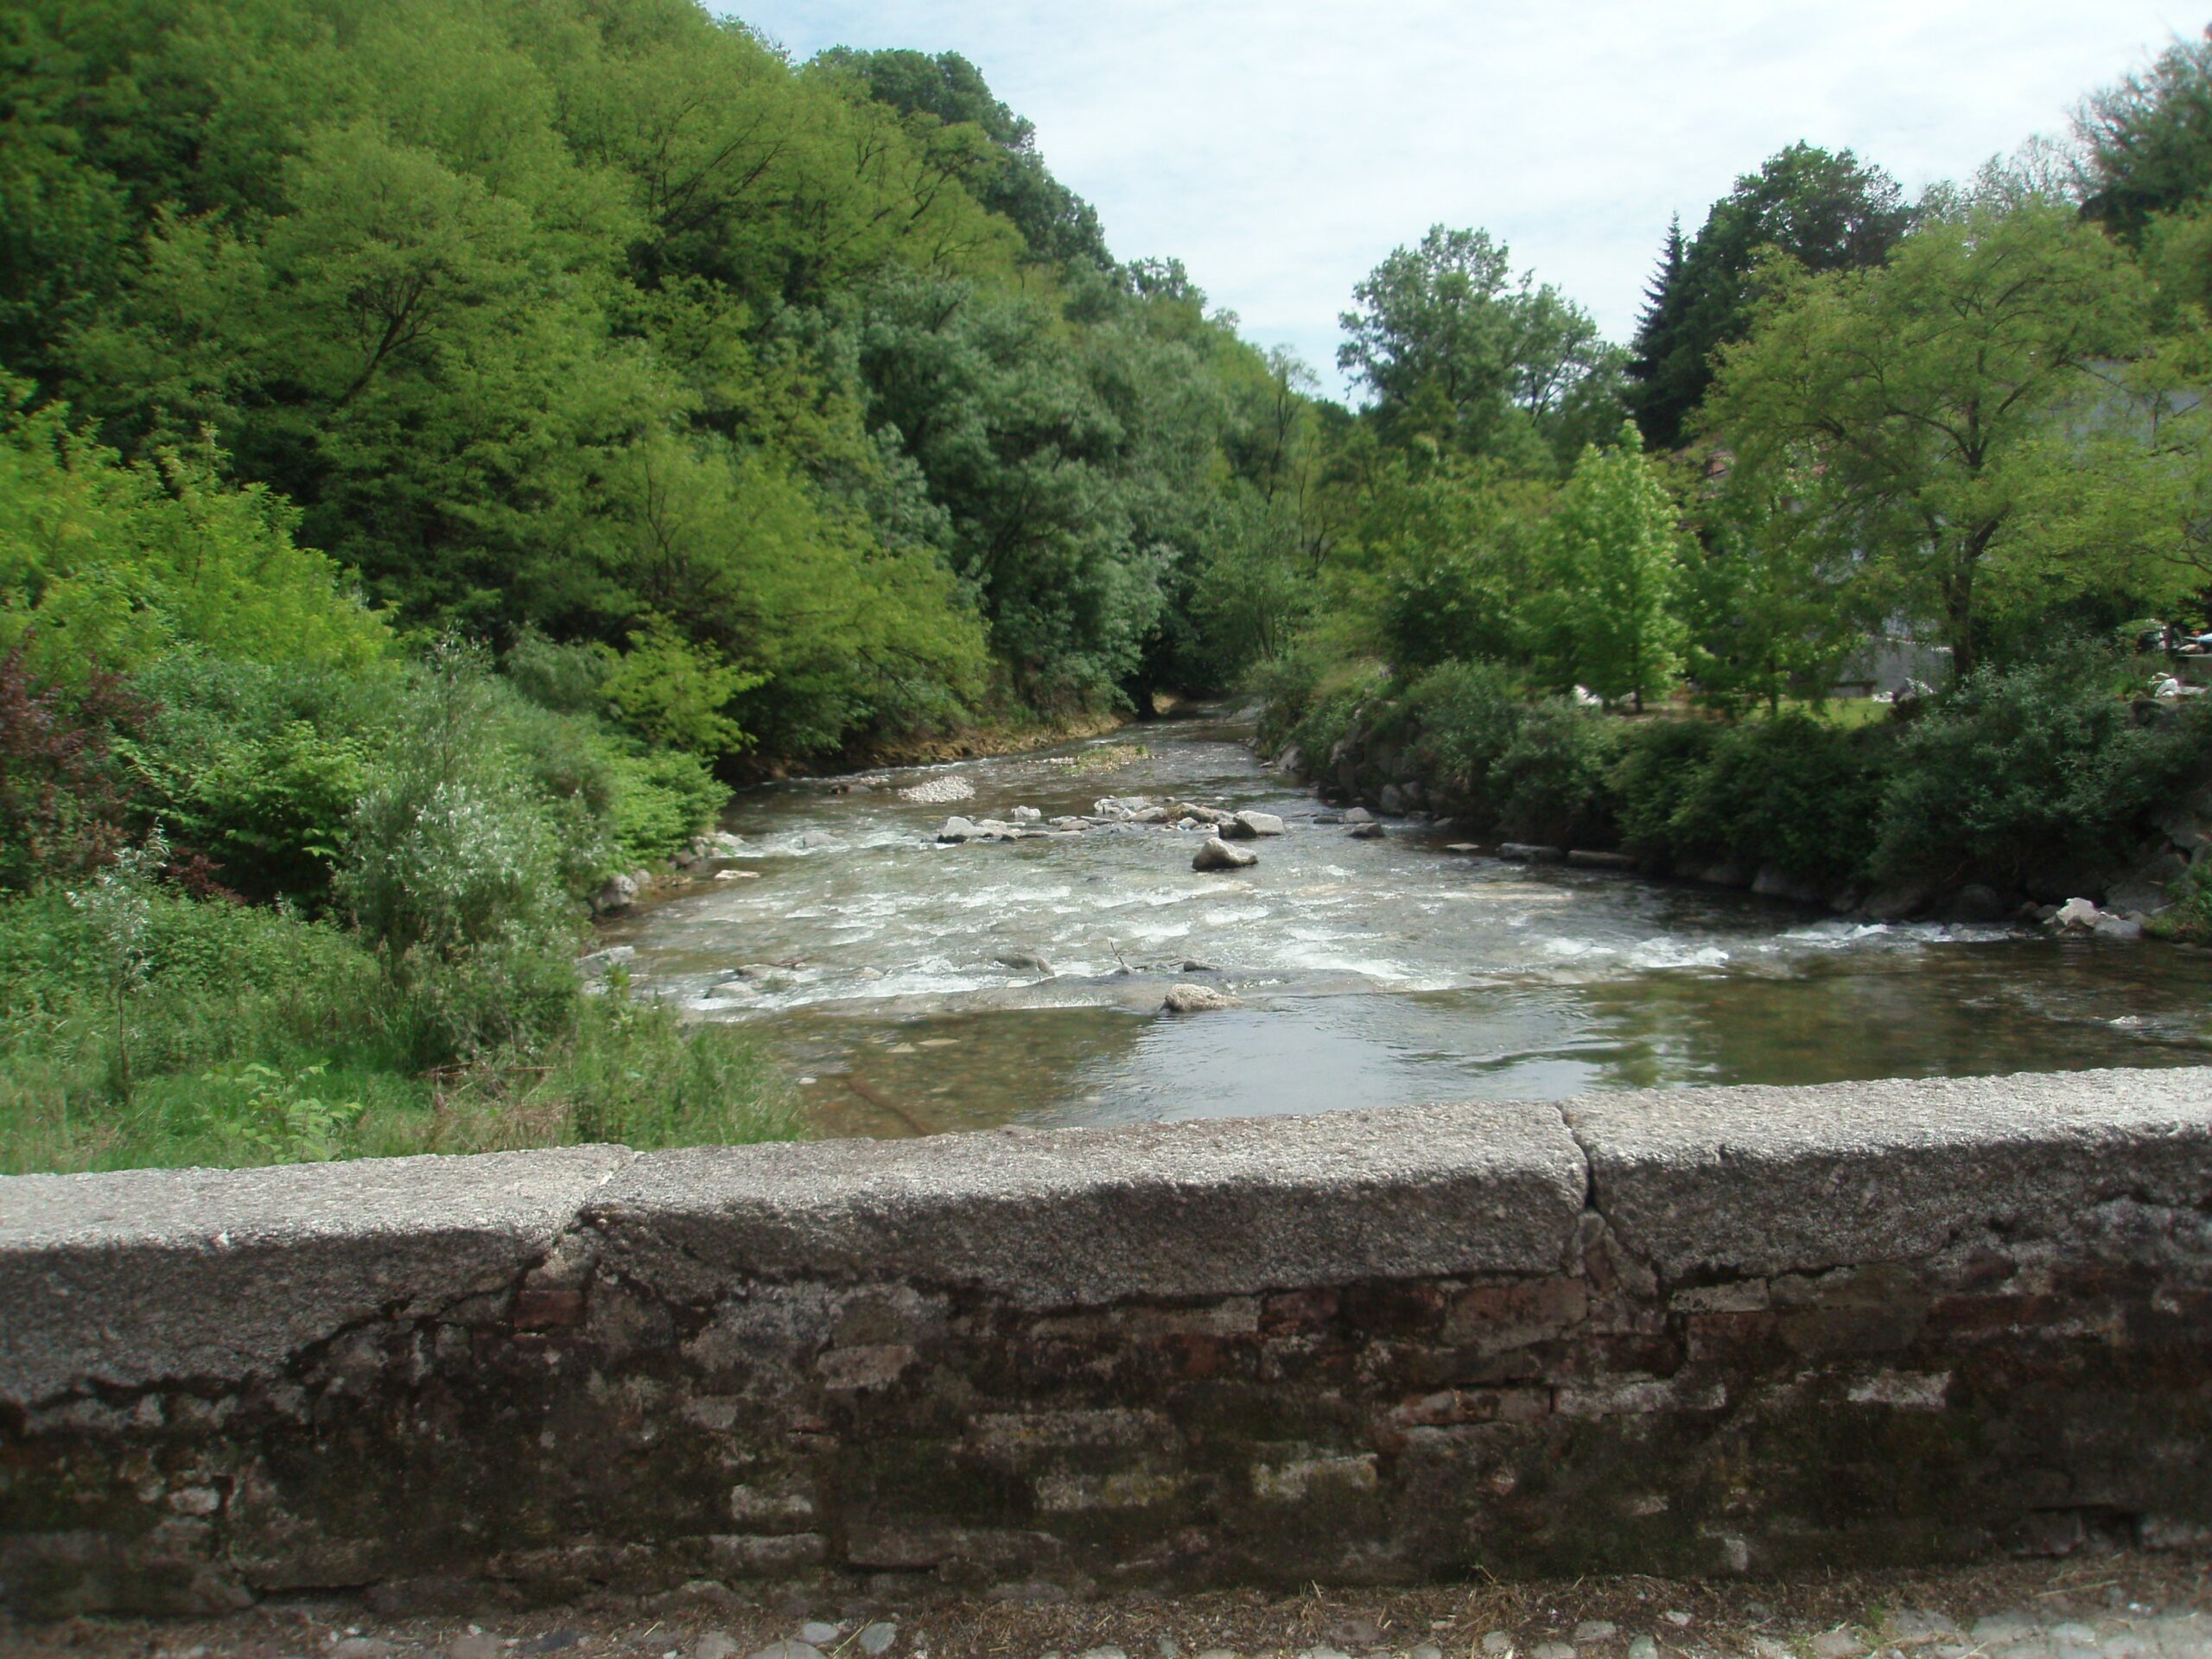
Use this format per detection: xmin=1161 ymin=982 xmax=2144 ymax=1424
xmin=0 ymin=1147 xmax=634 ymax=1402
xmin=1563 ymin=1070 xmax=2212 ymax=1280
xmin=590 ymin=1101 xmax=1586 ymax=1309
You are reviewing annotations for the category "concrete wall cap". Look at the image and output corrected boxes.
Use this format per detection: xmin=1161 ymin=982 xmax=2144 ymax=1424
xmin=1562 ymin=1068 xmax=2212 ymax=1280
xmin=590 ymin=1100 xmax=1587 ymax=1306
xmin=0 ymin=1147 xmax=633 ymax=1402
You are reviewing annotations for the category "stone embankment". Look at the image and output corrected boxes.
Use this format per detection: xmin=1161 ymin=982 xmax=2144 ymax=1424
xmin=4 ymin=1069 xmax=2210 ymax=1620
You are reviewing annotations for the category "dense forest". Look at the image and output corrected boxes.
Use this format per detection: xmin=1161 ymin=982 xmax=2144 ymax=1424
xmin=3 ymin=0 xmax=2210 ymax=1170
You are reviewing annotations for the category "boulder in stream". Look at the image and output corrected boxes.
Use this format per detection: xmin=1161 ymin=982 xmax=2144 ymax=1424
xmin=1193 ymin=836 xmax=1257 ymax=871
xmin=1862 ymin=880 xmax=1932 ymax=921
xmin=937 ymin=816 xmax=979 ymax=842
xmin=578 ymin=945 xmax=635 ymax=977
xmin=2050 ymin=896 xmax=2103 ymax=932
xmin=1946 ymin=882 xmax=2010 ymax=923
xmin=899 ymin=774 xmax=973 ymax=804
xmin=1230 ymin=810 xmax=1287 ymax=837
xmin=1162 ymin=983 xmax=1243 ymax=1013
xmin=1752 ymin=865 xmax=1827 ymax=906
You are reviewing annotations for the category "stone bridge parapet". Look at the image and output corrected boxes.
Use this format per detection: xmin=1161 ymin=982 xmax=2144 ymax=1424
xmin=3 ymin=1070 xmax=2209 ymax=1617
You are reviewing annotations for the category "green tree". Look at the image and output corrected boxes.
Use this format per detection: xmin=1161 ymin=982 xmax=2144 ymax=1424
xmin=2076 ymin=30 xmax=2212 ymax=243
xmin=0 ymin=391 xmax=390 ymax=685
xmin=1338 ymin=226 xmax=1619 ymax=472
xmin=1677 ymin=450 xmax=1864 ymax=714
xmin=1705 ymin=199 xmax=2181 ymax=679
xmin=1522 ymin=424 xmax=1684 ymax=709
xmin=1629 ymin=144 xmax=1913 ymax=449
xmin=812 ymin=48 xmax=1110 ymax=270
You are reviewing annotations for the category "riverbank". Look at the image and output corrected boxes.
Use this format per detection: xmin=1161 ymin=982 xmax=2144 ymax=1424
xmin=1259 ymin=654 xmax=2212 ymax=939
xmin=734 ymin=708 xmax=1144 ymax=785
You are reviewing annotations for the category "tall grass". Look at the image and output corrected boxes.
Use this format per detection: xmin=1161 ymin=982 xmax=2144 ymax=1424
xmin=0 ymin=887 xmax=798 ymax=1174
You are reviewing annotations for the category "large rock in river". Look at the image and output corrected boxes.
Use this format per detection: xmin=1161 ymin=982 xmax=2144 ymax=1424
xmin=592 ymin=871 xmax=639 ymax=913
xmin=1162 ymin=983 xmax=1242 ymax=1013
xmin=1193 ymin=836 xmax=1257 ymax=872
xmin=1222 ymin=810 xmax=1286 ymax=840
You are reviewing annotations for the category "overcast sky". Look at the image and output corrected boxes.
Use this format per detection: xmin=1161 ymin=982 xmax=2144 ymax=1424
xmin=725 ymin=2 xmax=2196 ymax=396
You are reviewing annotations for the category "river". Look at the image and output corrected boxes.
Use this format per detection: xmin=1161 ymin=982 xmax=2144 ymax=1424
xmin=597 ymin=709 xmax=2212 ymax=1139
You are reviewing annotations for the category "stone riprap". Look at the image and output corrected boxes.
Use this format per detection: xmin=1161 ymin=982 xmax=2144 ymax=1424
xmin=3 ymin=1070 xmax=2210 ymax=1618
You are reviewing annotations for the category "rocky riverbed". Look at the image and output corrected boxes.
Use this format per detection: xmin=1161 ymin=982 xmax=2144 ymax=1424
xmin=593 ymin=709 xmax=2212 ymax=1139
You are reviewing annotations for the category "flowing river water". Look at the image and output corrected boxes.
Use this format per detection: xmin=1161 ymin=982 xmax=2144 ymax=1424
xmin=598 ymin=709 xmax=2212 ymax=1139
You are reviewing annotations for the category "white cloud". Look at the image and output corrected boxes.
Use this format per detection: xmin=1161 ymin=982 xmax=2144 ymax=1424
xmin=728 ymin=1 xmax=2192 ymax=395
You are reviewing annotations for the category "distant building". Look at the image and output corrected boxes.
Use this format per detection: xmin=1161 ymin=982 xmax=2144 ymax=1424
xmin=1831 ymin=633 xmax=1952 ymax=699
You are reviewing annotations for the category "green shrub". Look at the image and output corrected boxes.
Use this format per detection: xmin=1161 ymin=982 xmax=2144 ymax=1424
xmin=607 ymin=748 xmax=728 ymax=867
xmin=601 ymin=620 xmax=765 ymax=756
xmin=1487 ymin=699 xmax=1626 ymax=847
xmin=548 ymin=984 xmax=801 ymax=1149
xmin=339 ymin=644 xmax=582 ymax=1065
xmin=2156 ymin=861 xmax=2212 ymax=943
xmin=1623 ymin=715 xmax=1891 ymax=887
xmin=0 ymin=881 xmax=804 ymax=1172
xmin=504 ymin=627 xmax=617 ymax=716
xmin=1402 ymin=659 xmax=1526 ymax=804
xmin=1873 ymin=649 xmax=2207 ymax=884
xmin=124 ymin=654 xmax=397 ymax=905
xmin=489 ymin=683 xmax=730 ymax=878
xmin=1612 ymin=720 xmax=1721 ymax=859
xmin=0 ymin=880 xmax=408 ymax=1171
xmin=1248 ymin=645 xmax=1327 ymax=758
xmin=1287 ymin=660 xmax=1391 ymax=773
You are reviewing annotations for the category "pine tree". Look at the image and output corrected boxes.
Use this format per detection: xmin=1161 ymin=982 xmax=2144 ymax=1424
xmin=1624 ymin=216 xmax=1687 ymax=444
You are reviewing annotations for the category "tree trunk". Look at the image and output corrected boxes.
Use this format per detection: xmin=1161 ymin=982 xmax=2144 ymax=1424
xmin=1943 ymin=535 xmax=1985 ymax=683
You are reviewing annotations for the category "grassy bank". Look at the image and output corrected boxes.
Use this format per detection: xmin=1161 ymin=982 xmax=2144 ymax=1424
xmin=0 ymin=631 xmax=804 ymax=1175
xmin=0 ymin=885 xmax=798 ymax=1175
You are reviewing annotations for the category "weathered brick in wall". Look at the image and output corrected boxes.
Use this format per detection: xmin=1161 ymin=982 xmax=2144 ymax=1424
xmin=3 ymin=1071 xmax=2209 ymax=1617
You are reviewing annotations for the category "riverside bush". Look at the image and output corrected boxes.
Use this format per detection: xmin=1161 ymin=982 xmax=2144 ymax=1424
xmin=1402 ymin=660 xmax=1526 ymax=802
xmin=1263 ymin=636 xmax=2206 ymax=899
xmin=1384 ymin=663 xmax=1622 ymax=844
xmin=1250 ymin=648 xmax=1389 ymax=770
xmin=555 ymin=984 xmax=804 ymax=1150
xmin=1622 ymin=715 xmax=1891 ymax=887
xmin=125 ymin=654 xmax=393 ymax=906
xmin=340 ymin=645 xmax=582 ymax=1066
xmin=1488 ymin=699 xmax=1627 ymax=847
xmin=1872 ymin=649 xmax=2208 ymax=884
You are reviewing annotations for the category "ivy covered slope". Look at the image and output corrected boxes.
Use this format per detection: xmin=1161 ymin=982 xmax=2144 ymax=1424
xmin=0 ymin=0 xmax=1319 ymax=1172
